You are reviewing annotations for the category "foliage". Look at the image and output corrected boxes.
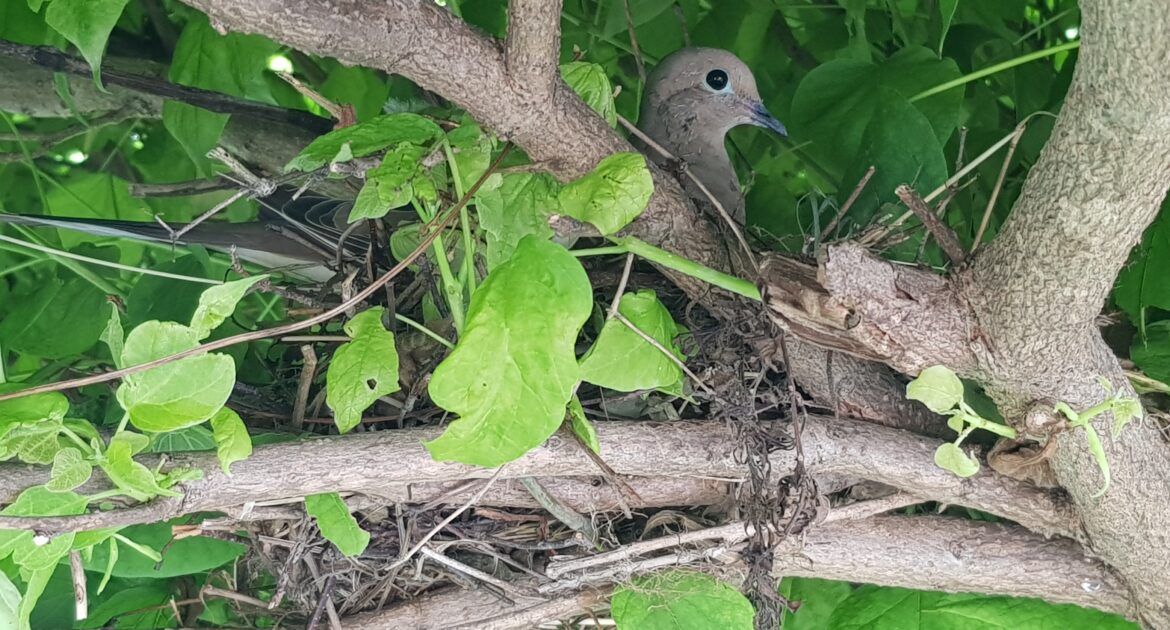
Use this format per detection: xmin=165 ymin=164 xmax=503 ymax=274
xmin=0 ymin=0 xmax=1152 ymax=627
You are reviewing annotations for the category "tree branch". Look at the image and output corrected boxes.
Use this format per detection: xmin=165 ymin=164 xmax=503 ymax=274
xmin=0 ymin=416 xmax=1078 ymax=539
xmin=505 ymin=0 xmax=564 ymax=99
xmin=349 ymin=515 xmax=1131 ymax=628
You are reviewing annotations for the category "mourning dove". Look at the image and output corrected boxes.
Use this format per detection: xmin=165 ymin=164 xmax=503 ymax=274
xmin=0 ymin=48 xmax=782 ymax=277
xmin=636 ymin=47 xmax=786 ymax=225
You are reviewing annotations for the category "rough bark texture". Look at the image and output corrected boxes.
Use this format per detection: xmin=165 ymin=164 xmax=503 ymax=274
xmin=349 ymin=516 xmax=1131 ymax=629
xmin=0 ymin=417 xmax=1077 ymax=539
xmin=760 ymin=0 xmax=1170 ymax=623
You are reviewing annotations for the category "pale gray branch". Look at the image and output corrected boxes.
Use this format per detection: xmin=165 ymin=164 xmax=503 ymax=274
xmin=505 ymin=0 xmax=564 ymax=98
xmin=0 ymin=416 xmax=1077 ymax=539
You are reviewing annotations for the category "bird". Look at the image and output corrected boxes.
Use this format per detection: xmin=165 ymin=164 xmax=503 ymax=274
xmin=636 ymin=47 xmax=786 ymax=225
xmin=0 ymin=48 xmax=784 ymax=279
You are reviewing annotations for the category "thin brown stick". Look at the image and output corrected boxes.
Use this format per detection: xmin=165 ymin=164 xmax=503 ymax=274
xmin=291 ymin=344 xmax=318 ymax=432
xmin=894 ymin=184 xmax=966 ymax=265
xmin=305 ymin=574 xmax=336 ymax=630
xmin=622 ymin=0 xmax=647 ymax=85
xmin=614 ymin=311 xmax=715 ymax=397
xmin=387 ymin=467 xmax=506 ymax=570
xmin=819 ymin=165 xmax=874 ymax=241
xmin=972 ymin=122 xmax=1027 ymax=252
xmin=0 ymin=145 xmax=513 ymax=405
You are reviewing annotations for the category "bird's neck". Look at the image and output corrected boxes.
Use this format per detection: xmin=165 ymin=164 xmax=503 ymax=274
xmin=666 ymin=131 xmax=746 ymax=224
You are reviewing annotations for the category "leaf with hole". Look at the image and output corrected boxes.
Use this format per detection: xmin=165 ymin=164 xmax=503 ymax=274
xmin=326 ymin=308 xmax=400 ymax=433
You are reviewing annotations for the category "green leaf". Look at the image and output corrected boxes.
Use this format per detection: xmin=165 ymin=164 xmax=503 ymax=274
xmin=906 ymin=365 xmax=964 ymax=414
xmin=790 ymin=46 xmax=963 ymax=177
xmin=839 ymin=88 xmax=949 ymax=223
xmin=937 ymin=0 xmax=959 ymax=54
xmin=0 ymin=391 xmax=68 ymax=436
xmin=82 ymin=522 xmax=245 ymax=578
xmin=611 ymin=570 xmax=754 ymax=630
xmin=44 ymin=0 xmax=131 ymax=87
xmin=426 ymin=237 xmax=592 ymax=467
xmin=325 ymin=308 xmax=400 ymax=433
xmin=45 ymin=447 xmax=92 ymax=492
xmin=568 ymin=397 xmax=599 ymax=454
xmin=209 ymin=407 xmax=251 ymax=474
xmin=558 ymin=152 xmax=654 ymax=235
xmin=100 ymin=433 xmax=183 ymax=502
xmin=304 ymin=492 xmax=370 ymax=557
xmin=285 ymin=113 xmax=443 ymax=172
xmin=561 ymin=62 xmax=617 ymax=127
xmin=116 ymin=321 xmax=235 ymax=433
xmin=579 ymin=290 xmax=685 ymax=393
xmin=476 ymin=172 xmax=559 ymax=269
xmin=827 ymin=584 xmax=1137 ymax=629
xmin=161 ymin=102 xmax=229 ymax=177
xmin=0 ymin=488 xmax=86 ymax=578
xmin=934 ymin=443 xmax=979 ymax=477
xmin=100 ymin=307 xmax=124 ymax=368
xmin=0 ymin=570 xmax=20 ymax=630
xmin=0 ymin=278 xmax=110 ymax=359
xmin=75 ymin=584 xmax=172 ymax=630
xmin=446 ymin=121 xmax=497 ymax=192
xmin=15 ymin=567 xmax=51 ymax=630
xmin=779 ymin=577 xmax=853 ymax=630
xmin=350 ymin=144 xmax=427 ymax=221
xmin=1114 ymin=202 xmax=1170 ymax=324
xmin=189 ymin=275 xmax=267 ymax=339
xmin=42 ymin=173 xmax=151 ymax=250
xmin=147 ymin=425 xmax=216 ymax=453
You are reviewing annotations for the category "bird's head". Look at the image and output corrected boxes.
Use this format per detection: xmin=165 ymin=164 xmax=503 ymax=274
xmin=642 ymin=47 xmax=786 ymax=138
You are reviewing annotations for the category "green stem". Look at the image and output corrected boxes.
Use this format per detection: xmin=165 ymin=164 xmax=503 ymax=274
xmin=571 ymin=246 xmax=629 ymax=257
xmin=615 ymin=236 xmax=761 ymax=301
xmin=443 ymin=140 xmax=478 ymax=299
xmin=910 ymin=41 xmax=1080 ymax=102
xmin=413 ymin=200 xmax=465 ymax=332
xmin=395 ymin=313 xmax=455 ymax=350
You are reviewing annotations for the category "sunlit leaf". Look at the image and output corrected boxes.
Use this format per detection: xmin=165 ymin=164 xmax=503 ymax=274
xmin=934 ymin=443 xmax=980 ymax=477
xmin=426 ymin=237 xmax=592 ymax=466
xmin=906 ymin=365 xmax=964 ymax=414
xmin=611 ymin=570 xmax=754 ymax=630
xmin=476 ymin=172 xmax=559 ymax=269
xmin=558 ymin=152 xmax=654 ymax=235
xmin=285 ymin=113 xmax=443 ymax=172
xmin=210 ymin=407 xmax=251 ymax=474
xmin=580 ymin=290 xmax=685 ymax=393
xmin=326 ymin=307 xmax=400 ymax=433
xmin=45 ymin=447 xmax=92 ymax=492
xmin=304 ymin=492 xmax=370 ymax=557
xmin=189 ymin=275 xmax=267 ymax=339
xmin=561 ymin=62 xmax=617 ymax=127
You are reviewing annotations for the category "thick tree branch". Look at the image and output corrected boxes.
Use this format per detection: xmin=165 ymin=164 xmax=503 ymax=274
xmin=505 ymin=0 xmax=564 ymax=99
xmin=0 ymin=416 xmax=1077 ymax=539
xmin=350 ymin=515 xmax=1131 ymax=628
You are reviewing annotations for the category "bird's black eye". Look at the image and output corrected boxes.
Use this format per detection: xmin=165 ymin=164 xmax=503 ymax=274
xmin=705 ymin=69 xmax=729 ymax=92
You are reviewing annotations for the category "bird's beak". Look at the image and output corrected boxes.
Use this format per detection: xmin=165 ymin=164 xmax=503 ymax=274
xmin=741 ymin=98 xmax=787 ymax=136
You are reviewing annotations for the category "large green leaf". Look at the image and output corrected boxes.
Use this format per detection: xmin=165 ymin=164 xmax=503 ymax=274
xmin=325 ymin=308 xmax=400 ymax=433
xmin=81 ymin=522 xmax=245 ymax=578
xmin=425 ymin=236 xmax=592 ymax=467
xmin=116 ymin=321 xmax=234 ymax=433
xmin=579 ymin=290 xmax=685 ymax=393
xmin=827 ymin=585 xmax=1136 ymax=629
xmin=44 ymin=0 xmax=130 ymax=86
xmin=1131 ymin=320 xmax=1170 ymax=386
xmin=1114 ymin=201 xmax=1170 ymax=325
xmin=0 ymin=278 xmax=109 ymax=359
xmin=561 ymin=62 xmax=617 ymax=127
xmin=285 ymin=113 xmax=443 ymax=172
xmin=779 ymin=577 xmax=854 ymax=630
xmin=558 ymin=152 xmax=654 ymax=235
xmin=476 ymin=172 xmax=559 ymax=269
xmin=790 ymin=46 xmax=962 ymax=180
xmin=611 ymin=570 xmax=754 ymax=630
